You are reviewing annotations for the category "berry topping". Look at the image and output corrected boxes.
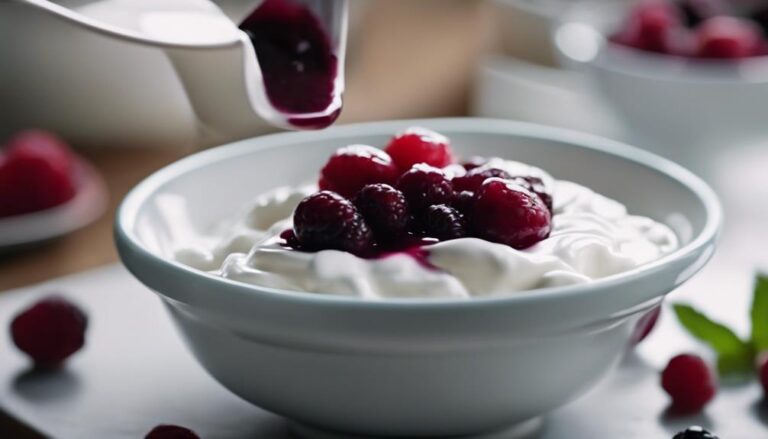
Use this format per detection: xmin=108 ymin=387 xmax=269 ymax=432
xmin=696 ymin=17 xmax=763 ymax=59
xmin=424 ymin=204 xmax=467 ymax=241
xmin=452 ymin=166 xmax=512 ymax=193
xmin=318 ymin=145 xmax=399 ymax=198
xmin=452 ymin=190 xmax=476 ymax=216
xmin=10 ymin=296 xmax=87 ymax=367
xmin=672 ymin=426 xmax=719 ymax=439
xmin=384 ymin=127 xmax=455 ymax=171
xmin=758 ymin=353 xmax=768 ymax=396
xmin=661 ymin=354 xmax=716 ymax=413
xmin=354 ymin=183 xmax=411 ymax=239
xmin=145 ymin=425 xmax=201 ymax=439
xmin=470 ymin=178 xmax=551 ymax=249
xmin=293 ymin=191 xmax=373 ymax=255
xmin=461 ymin=156 xmax=489 ymax=171
xmin=611 ymin=0 xmax=685 ymax=54
xmin=0 ymin=131 xmax=77 ymax=218
xmin=512 ymin=176 xmax=554 ymax=212
xmin=396 ymin=164 xmax=455 ymax=212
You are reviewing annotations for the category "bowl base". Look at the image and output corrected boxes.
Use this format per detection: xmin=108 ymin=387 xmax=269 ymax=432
xmin=289 ymin=416 xmax=543 ymax=439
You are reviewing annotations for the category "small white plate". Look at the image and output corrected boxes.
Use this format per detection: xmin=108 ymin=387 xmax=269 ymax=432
xmin=0 ymin=158 xmax=108 ymax=253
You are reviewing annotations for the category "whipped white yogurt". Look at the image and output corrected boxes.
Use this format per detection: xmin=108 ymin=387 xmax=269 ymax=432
xmin=174 ymin=162 xmax=679 ymax=299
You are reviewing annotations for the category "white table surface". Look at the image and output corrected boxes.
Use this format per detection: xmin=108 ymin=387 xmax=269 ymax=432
xmin=0 ymin=256 xmax=764 ymax=438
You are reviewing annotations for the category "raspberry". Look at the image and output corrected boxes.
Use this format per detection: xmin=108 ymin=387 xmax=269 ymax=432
xmin=384 ymin=127 xmax=454 ymax=171
xmin=470 ymin=178 xmax=551 ymax=249
xmin=696 ymin=17 xmax=763 ymax=59
xmin=318 ymin=145 xmax=399 ymax=198
xmin=630 ymin=305 xmax=661 ymax=344
xmin=10 ymin=297 xmax=87 ymax=367
xmin=0 ymin=131 xmax=77 ymax=218
xmin=396 ymin=164 xmax=455 ymax=212
xmin=145 ymin=425 xmax=200 ymax=439
xmin=672 ymin=426 xmax=719 ymax=439
xmin=512 ymin=176 xmax=554 ymax=212
xmin=452 ymin=190 xmax=476 ymax=216
xmin=452 ymin=166 xmax=511 ymax=193
xmin=758 ymin=353 xmax=768 ymax=396
xmin=661 ymin=354 xmax=716 ymax=413
xmin=354 ymin=184 xmax=410 ymax=239
xmin=611 ymin=0 xmax=686 ymax=54
xmin=424 ymin=204 xmax=467 ymax=241
xmin=293 ymin=191 xmax=373 ymax=255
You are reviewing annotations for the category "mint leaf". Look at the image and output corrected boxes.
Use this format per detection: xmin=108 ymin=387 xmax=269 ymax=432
xmin=673 ymin=303 xmax=753 ymax=375
xmin=751 ymin=274 xmax=768 ymax=353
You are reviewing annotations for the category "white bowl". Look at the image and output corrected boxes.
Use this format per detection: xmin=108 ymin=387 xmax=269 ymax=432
xmin=553 ymin=2 xmax=768 ymax=169
xmin=115 ymin=118 xmax=720 ymax=437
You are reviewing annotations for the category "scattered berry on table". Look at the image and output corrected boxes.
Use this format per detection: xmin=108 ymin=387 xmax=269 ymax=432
xmin=672 ymin=425 xmax=719 ymax=439
xmin=10 ymin=296 xmax=87 ymax=367
xmin=661 ymin=353 xmax=716 ymax=413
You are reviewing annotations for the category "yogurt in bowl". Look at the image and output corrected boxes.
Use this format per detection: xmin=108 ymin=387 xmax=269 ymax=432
xmin=172 ymin=132 xmax=679 ymax=299
xmin=115 ymin=119 xmax=720 ymax=437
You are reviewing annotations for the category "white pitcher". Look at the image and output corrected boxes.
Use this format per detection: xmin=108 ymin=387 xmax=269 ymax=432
xmin=0 ymin=0 xmax=348 ymax=148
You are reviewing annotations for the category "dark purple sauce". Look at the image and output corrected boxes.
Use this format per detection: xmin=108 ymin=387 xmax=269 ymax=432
xmin=240 ymin=0 xmax=340 ymax=127
xmin=279 ymin=230 xmax=439 ymax=270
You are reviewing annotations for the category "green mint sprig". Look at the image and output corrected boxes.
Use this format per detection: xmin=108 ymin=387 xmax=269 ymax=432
xmin=672 ymin=274 xmax=768 ymax=376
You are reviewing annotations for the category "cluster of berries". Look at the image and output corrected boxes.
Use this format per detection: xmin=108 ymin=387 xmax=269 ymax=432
xmin=289 ymin=127 xmax=553 ymax=256
xmin=611 ymin=0 xmax=768 ymax=59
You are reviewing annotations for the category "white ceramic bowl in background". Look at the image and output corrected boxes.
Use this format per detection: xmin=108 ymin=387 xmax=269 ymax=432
xmin=471 ymin=55 xmax=626 ymax=139
xmin=115 ymin=119 xmax=720 ymax=437
xmin=554 ymin=1 xmax=768 ymax=171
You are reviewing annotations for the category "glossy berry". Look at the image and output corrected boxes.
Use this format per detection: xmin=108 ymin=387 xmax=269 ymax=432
xmin=611 ymin=0 xmax=685 ymax=54
xmin=354 ymin=184 xmax=410 ymax=239
xmin=758 ymin=353 xmax=768 ymax=396
xmin=396 ymin=164 xmax=455 ymax=212
xmin=0 ymin=131 xmax=77 ymax=218
xmin=10 ymin=297 xmax=87 ymax=367
xmin=672 ymin=425 xmax=719 ymax=439
xmin=384 ymin=127 xmax=455 ymax=171
xmin=696 ymin=17 xmax=763 ymax=59
xmin=661 ymin=354 xmax=716 ymax=413
xmin=293 ymin=191 xmax=373 ymax=255
xmin=145 ymin=425 xmax=200 ymax=439
xmin=452 ymin=166 xmax=511 ymax=193
xmin=424 ymin=204 xmax=467 ymax=241
xmin=453 ymin=190 xmax=476 ymax=216
xmin=471 ymin=178 xmax=551 ymax=249
xmin=318 ymin=145 xmax=399 ymax=198
xmin=512 ymin=176 xmax=554 ymax=212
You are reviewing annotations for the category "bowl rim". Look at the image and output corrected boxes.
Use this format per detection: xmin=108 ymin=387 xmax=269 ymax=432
xmin=115 ymin=118 xmax=722 ymax=309
xmin=553 ymin=2 xmax=768 ymax=84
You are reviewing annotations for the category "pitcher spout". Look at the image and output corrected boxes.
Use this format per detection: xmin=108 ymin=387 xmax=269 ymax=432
xmin=167 ymin=0 xmax=348 ymax=144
